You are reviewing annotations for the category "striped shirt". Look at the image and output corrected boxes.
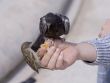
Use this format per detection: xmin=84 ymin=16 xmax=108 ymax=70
xmin=88 ymin=34 xmax=110 ymax=83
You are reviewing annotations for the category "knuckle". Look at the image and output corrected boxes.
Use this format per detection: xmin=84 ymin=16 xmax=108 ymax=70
xmin=56 ymin=64 xmax=62 ymax=69
xmin=54 ymin=48 xmax=61 ymax=56
xmin=40 ymin=61 xmax=47 ymax=67
xmin=56 ymin=66 xmax=66 ymax=70
xmin=47 ymin=47 xmax=56 ymax=54
xmin=60 ymin=67 xmax=66 ymax=70
xmin=47 ymin=65 xmax=54 ymax=70
xmin=56 ymin=63 xmax=62 ymax=68
xmin=56 ymin=65 xmax=60 ymax=69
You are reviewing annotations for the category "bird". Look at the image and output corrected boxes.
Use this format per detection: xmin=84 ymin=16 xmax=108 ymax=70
xmin=21 ymin=41 xmax=50 ymax=72
xmin=21 ymin=42 xmax=41 ymax=73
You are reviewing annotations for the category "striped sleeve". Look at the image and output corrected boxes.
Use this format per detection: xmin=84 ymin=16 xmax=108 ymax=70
xmin=87 ymin=35 xmax=110 ymax=65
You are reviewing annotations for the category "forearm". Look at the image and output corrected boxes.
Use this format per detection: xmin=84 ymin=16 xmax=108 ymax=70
xmin=75 ymin=35 xmax=110 ymax=64
xmin=76 ymin=43 xmax=97 ymax=62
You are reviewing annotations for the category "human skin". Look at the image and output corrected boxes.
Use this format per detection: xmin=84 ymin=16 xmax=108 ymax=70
xmin=38 ymin=20 xmax=110 ymax=70
xmin=99 ymin=19 xmax=110 ymax=38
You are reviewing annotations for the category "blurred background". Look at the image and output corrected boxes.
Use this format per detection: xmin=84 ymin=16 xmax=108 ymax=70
xmin=0 ymin=0 xmax=110 ymax=83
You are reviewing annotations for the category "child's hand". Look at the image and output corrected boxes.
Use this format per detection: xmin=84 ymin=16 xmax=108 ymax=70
xmin=38 ymin=40 xmax=78 ymax=70
xmin=99 ymin=19 xmax=110 ymax=38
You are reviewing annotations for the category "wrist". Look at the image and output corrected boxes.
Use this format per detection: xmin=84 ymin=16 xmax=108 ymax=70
xmin=75 ymin=44 xmax=81 ymax=60
xmin=75 ymin=43 xmax=97 ymax=62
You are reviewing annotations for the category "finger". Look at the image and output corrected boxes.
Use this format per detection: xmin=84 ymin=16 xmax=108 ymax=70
xmin=55 ymin=52 xmax=64 ymax=70
xmin=57 ymin=55 xmax=68 ymax=70
xmin=40 ymin=46 xmax=56 ymax=67
xmin=37 ymin=47 xmax=47 ymax=59
xmin=47 ymin=48 xmax=61 ymax=70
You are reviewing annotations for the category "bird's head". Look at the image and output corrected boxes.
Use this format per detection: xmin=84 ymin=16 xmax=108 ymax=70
xmin=21 ymin=42 xmax=32 ymax=52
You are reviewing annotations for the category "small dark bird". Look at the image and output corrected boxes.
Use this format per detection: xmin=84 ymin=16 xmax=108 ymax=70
xmin=21 ymin=12 xmax=70 ymax=72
